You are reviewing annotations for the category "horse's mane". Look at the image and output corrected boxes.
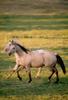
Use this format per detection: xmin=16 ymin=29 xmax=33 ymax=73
xmin=16 ymin=43 xmax=30 ymax=53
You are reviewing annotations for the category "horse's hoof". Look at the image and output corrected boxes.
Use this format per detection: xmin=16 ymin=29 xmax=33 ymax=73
xmin=54 ymin=82 xmax=58 ymax=84
xmin=48 ymin=77 xmax=51 ymax=83
xmin=54 ymin=81 xmax=59 ymax=84
xmin=54 ymin=79 xmax=59 ymax=84
xmin=28 ymin=80 xmax=32 ymax=83
xmin=19 ymin=77 xmax=22 ymax=81
xmin=48 ymin=79 xmax=51 ymax=83
xmin=48 ymin=76 xmax=51 ymax=80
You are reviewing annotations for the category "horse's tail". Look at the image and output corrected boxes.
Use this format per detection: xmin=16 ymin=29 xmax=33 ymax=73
xmin=56 ymin=54 xmax=66 ymax=74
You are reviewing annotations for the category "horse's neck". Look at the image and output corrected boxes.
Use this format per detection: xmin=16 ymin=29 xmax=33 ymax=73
xmin=14 ymin=50 xmax=26 ymax=59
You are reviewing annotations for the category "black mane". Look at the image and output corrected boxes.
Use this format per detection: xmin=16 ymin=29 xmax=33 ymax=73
xmin=16 ymin=43 xmax=29 ymax=53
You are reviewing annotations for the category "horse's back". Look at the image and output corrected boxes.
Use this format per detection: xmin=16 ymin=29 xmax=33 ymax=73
xmin=30 ymin=49 xmax=57 ymax=68
xmin=31 ymin=49 xmax=57 ymax=67
xmin=42 ymin=51 xmax=57 ymax=67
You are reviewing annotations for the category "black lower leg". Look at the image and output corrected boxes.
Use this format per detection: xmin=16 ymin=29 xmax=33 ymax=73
xmin=55 ymin=70 xmax=59 ymax=83
xmin=18 ymin=75 xmax=22 ymax=81
xmin=28 ymin=72 xmax=32 ymax=83
xmin=17 ymin=71 xmax=22 ymax=81
xmin=48 ymin=70 xmax=55 ymax=81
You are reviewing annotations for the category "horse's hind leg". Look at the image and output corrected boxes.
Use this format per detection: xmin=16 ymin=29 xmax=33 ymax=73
xmin=54 ymin=67 xmax=59 ymax=83
xmin=48 ymin=69 xmax=55 ymax=82
xmin=25 ymin=66 xmax=32 ymax=83
xmin=35 ymin=67 xmax=42 ymax=78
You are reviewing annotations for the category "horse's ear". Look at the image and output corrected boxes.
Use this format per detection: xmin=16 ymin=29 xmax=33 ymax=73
xmin=11 ymin=40 xmax=14 ymax=43
xmin=9 ymin=40 xmax=13 ymax=42
xmin=10 ymin=40 xmax=15 ymax=44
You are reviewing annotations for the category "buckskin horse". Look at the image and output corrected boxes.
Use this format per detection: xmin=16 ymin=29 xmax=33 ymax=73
xmin=4 ymin=40 xmax=66 ymax=83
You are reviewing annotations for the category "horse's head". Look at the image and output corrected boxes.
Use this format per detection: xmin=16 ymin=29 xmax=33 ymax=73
xmin=5 ymin=40 xmax=30 ymax=56
xmin=4 ymin=40 xmax=16 ymax=56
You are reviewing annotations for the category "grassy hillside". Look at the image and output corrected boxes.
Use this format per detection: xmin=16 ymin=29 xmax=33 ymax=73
xmin=0 ymin=68 xmax=68 ymax=100
xmin=0 ymin=30 xmax=68 ymax=100
xmin=0 ymin=0 xmax=68 ymax=100
xmin=0 ymin=30 xmax=68 ymax=69
xmin=0 ymin=14 xmax=68 ymax=30
xmin=0 ymin=0 xmax=68 ymax=30
xmin=0 ymin=0 xmax=68 ymax=15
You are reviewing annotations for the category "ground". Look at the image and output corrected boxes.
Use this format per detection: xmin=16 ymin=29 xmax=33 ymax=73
xmin=0 ymin=30 xmax=68 ymax=100
xmin=0 ymin=0 xmax=68 ymax=99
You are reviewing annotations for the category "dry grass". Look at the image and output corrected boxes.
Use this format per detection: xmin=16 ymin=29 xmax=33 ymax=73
xmin=0 ymin=29 xmax=68 ymax=100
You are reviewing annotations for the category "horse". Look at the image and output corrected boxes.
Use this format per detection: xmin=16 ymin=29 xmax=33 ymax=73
xmin=4 ymin=40 xmax=66 ymax=83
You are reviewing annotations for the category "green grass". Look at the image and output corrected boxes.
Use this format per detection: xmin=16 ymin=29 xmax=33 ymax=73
xmin=0 ymin=0 xmax=68 ymax=99
xmin=0 ymin=2 xmax=68 ymax=98
xmin=0 ymin=29 xmax=68 ymax=100
xmin=0 ymin=68 xmax=68 ymax=100
xmin=0 ymin=14 xmax=68 ymax=30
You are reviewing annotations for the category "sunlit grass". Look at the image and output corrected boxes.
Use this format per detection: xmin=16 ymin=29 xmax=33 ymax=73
xmin=0 ymin=0 xmax=68 ymax=99
xmin=0 ymin=29 xmax=68 ymax=100
xmin=0 ymin=29 xmax=68 ymax=48
xmin=0 ymin=68 xmax=68 ymax=100
xmin=0 ymin=29 xmax=68 ymax=64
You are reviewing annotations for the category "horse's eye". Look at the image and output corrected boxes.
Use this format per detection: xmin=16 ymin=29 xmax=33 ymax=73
xmin=9 ymin=44 xmax=11 ymax=46
xmin=5 ymin=48 xmax=9 ymax=52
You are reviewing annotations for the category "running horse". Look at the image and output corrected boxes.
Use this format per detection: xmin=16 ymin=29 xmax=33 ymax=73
xmin=4 ymin=40 xmax=66 ymax=83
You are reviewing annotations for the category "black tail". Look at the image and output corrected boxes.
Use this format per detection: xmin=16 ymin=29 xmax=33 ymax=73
xmin=56 ymin=54 xmax=66 ymax=74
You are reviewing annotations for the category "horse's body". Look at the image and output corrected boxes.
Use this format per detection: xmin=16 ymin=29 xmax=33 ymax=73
xmin=4 ymin=40 xmax=66 ymax=83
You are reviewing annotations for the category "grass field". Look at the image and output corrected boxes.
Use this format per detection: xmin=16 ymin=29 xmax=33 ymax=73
xmin=0 ymin=29 xmax=68 ymax=100
xmin=0 ymin=0 xmax=68 ymax=99
xmin=0 ymin=14 xmax=68 ymax=30
xmin=0 ymin=0 xmax=68 ymax=15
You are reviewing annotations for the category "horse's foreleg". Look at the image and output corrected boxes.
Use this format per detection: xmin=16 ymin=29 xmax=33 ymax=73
xmin=35 ymin=67 xmax=42 ymax=78
xmin=25 ymin=66 xmax=32 ymax=83
xmin=16 ymin=65 xmax=23 ymax=81
xmin=28 ymin=71 xmax=32 ymax=83
xmin=7 ymin=64 xmax=18 ymax=79
xmin=17 ymin=70 xmax=22 ymax=81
